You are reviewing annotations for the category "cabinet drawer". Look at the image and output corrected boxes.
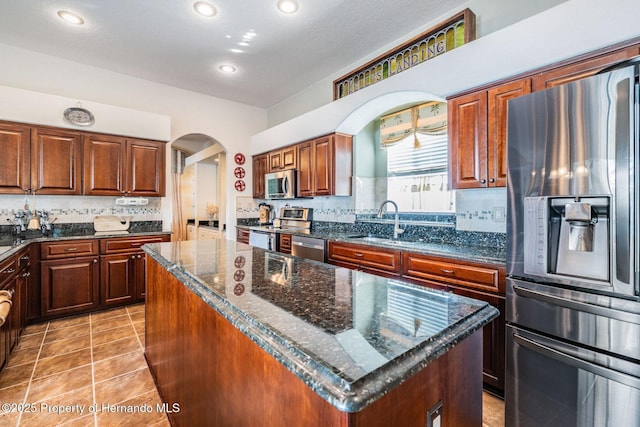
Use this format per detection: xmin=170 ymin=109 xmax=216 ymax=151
xmin=100 ymin=235 xmax=169 ymax=254
xmin=402 ymin=252 xmax=504 ymax=294
xmin=327 ymin=242 xmax=400 ymax=274
xmin=0 ymin=255 xmax=17 ymax=286
xmin=236 ymin=228 xmax=251 ymax=244
xmin=41 ymin=240 xmax=99 ymax=259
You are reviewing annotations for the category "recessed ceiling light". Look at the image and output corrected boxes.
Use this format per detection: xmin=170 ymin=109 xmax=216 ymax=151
xmin=218 ymin=64 xmax=236 ymax=73
xmin=230 ymin=49 xmax=243 ymax=53
xmin=238 ymin=42 xmax=249 ymax=47
xmin=57 ymin=10 xmax=84 ymax=25
xmin=277 ymin=0 xmax=299 ymax=14
xmin=193 ymin=2 xmax=217 ymax=17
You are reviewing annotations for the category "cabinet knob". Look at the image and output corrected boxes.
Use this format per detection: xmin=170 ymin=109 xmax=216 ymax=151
xmin=2 ymin=268 xmax=15 ymax=274
xmin=480 ymin=179 xmax=487 ymax=184
xmin=93 ymin=259 xmax=98 ymax=264
xmin=489 ymin=178 xmax=496 ymax=183
xmin=131 ymin=255 xmax=136 ymax=259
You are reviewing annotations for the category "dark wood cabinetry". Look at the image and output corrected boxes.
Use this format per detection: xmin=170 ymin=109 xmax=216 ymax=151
xmin=279 ymin=233 xmax=292 ymax=254
xmin=99 ymin=235 xmax=170 ymax=304
xmin=326 ymin=241 xmax=401 ymax=278
xmin=40 ymin=240 xmax=100 ymax=317
xmin=253 ymin=132 xmax=352 ymax=199
xmin=401 ymin=251 xmax=506 ymax=393
xmin=297 ymin=133 xmax=352 ymax=197
xmin=84 ymin=135 xmax=165 ymax=197
xmin=0 ymin=252 xmax=26 ymax=366
xmin=0 ymin=122 xmax=30 ymax=194
xmin=252 ymin=154 xmax=268 ymax=198
xmin=269 ymin=146 xmax=296 ymax=172
xmin=449 ymin=79 xmax=531 ymax=189
xmin=236 ymin=227 xmax=251 ymax=244
xmin=30 ymin=127 xmax=83 ymax=195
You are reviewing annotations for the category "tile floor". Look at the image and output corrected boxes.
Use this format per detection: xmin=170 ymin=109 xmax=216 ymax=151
xmin=0 ymin=304 xmax=505 ymax=426
xmin=0 ymin=304 xmax=169 ymax=426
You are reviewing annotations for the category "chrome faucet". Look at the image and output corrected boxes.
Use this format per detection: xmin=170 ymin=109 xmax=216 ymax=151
xmin=377 ymin=200 xmax=404 ymax=240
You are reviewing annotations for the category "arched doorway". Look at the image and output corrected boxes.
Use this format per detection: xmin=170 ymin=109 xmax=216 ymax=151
xmin=170 ymin=133 xmax=227 ymax=241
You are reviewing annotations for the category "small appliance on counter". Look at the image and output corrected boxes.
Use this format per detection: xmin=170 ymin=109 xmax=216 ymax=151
xmin=93 ymin=215 xmax=131 ymax=235
xmin=258 ymin=203 xmax=274 ymax=225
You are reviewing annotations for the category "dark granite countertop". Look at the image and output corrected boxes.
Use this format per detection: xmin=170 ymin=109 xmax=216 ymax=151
xmin=236 ymin=224 xmax=506 ymax=265
xmin=143 ymin=239 xmax=498 ymax=412
xmin=0 ymin=226 xmax=170 ymax=261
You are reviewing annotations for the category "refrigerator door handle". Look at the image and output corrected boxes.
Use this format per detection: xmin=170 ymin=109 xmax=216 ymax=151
xmin=513 ymin=333 xmax=640 ymax=390
xmin=512 ymin=284 xmax=640 ymax=324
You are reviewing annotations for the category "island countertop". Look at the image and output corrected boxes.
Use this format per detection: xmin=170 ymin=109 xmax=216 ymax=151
xmin=143 ymin=239 xmax=498 ymax=413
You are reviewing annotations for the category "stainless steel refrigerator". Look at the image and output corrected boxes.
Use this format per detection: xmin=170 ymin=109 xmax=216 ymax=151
xmin=505 ymin=61 xmax=640 ymax=426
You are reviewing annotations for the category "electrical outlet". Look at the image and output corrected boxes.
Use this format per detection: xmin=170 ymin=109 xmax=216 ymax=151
xmin=492 ymin=206 xmax=505 ymax=222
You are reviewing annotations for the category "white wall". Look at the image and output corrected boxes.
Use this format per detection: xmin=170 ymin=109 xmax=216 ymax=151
xmin=0 ymin=42 xmax=268 ymax=237
xmin=254 ymin=0 xmax=640 ymax=153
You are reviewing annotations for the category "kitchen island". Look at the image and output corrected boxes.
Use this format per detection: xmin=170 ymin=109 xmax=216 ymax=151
xmin=143 ymin=239 xmax=498 ymax=427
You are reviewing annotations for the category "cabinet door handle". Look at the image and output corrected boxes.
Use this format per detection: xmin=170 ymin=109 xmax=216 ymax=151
xmin=440 ymin=268 xmax=455 ymax=274
xmin=354 ymin=253 xmax=364 ymax=257
xmin=64 ymin=247 xmax=78 ymax=252
xmin=2 ymin=268 xmax=15 ymax=274
xmin=20 ymin=255 xmax=29 ymax=261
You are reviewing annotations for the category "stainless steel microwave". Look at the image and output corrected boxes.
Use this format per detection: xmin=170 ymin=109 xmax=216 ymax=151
xmin=265 ymin=169 xmax=296 ymax=199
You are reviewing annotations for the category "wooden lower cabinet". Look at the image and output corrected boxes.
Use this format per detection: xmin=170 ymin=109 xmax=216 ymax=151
xmin=41 ymin=256 xmax=100 ymax=317
xmin=279 ymin=233 xmax=292 ymax=254
xmin=100 ymin=254 xmax=136 ymax=306
xmin=236 ymin=227 xmax=250 ymax=244
xmin=326 ymin=241 xmax=401 ymax=277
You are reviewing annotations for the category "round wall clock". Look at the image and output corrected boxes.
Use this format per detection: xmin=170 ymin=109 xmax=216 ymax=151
xmin=63 ymin=107 xmax=95 ymax=126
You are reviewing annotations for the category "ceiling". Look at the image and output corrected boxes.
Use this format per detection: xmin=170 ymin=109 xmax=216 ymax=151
xmin=0 ymin=0 xmax=468 ymax=109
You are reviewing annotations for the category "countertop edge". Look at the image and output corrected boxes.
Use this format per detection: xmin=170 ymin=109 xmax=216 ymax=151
xmin=144 ymin=243 xmax=499 ymax=413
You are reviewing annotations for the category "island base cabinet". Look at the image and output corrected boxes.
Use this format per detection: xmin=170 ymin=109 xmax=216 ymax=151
xmin=146 ymin=258 xmax=483 ymax=427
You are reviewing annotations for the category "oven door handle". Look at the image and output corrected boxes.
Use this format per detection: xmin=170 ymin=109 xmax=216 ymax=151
xmin=512 ymin=284 xmax=640 ymax=324
xmin=513 ymin=333 xmax=640 ymax=390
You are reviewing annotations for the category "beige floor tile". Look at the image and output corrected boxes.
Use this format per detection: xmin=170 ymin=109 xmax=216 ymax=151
xmin=22 ymin=323 xmax=48 ymax=336
xmin=0 ymin=381 xmax=29 ymax=404
xmin=0 ymin=410 xmax=19 ymax=426
xmin=6 ymin=347 xmax=39 ymax=369
xmin=90 ymin=316 xmax=132 ymax=334
xmin=93 ymin=351 xmax=146 ymax=383
xmin=96 ymin=389 xmax=167 ymax=426
xmin=90 ymin=307 xmax=127 ymax=322
xmin=132 ymin=320 xmax=145 ymax=336
xmin=15 ymin=333 xmax=45 ymax=351
xmin=137 ymin=333 xmax=145 ymax=347
xmin=33 ymin=349 xmax=91 ymax=379
xmin=19 ymin=384 xmax=94 ymax=426
xmin=482 ymin=392 xmax=505 ymax=427
xmin=94 ymin=368 xmax=156 ymax=406
xmin=48 ymin=315 xmax=90 ymax=331
xmin=128 ymin=311 xmax=144 ymax=323
xmin=126 ymin=304 xmax=145 ymax=315
xmin=91 ymin=325 xmax=136 ymax=347
xmin=92 ymin=337 xmax=141 ymax=362
xmin=26 ymin=365 xmax=92 ymax=404
xmin=44 ymin=324 xmax=91 ymax=344
xmin=0 ymin=361 xmax=35 ymax=389
xmin=39 ymin=334 xmax=92 ymax=359
xmin=59 ymin=413 xmax=96 ymax=426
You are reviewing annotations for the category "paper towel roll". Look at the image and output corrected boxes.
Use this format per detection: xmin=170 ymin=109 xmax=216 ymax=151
xmin=0 ymin=290 xmax=13 ymax=327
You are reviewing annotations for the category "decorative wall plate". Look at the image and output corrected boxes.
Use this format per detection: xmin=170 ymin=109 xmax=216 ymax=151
xmin=63 ymin=107 xmax=95 ymax=126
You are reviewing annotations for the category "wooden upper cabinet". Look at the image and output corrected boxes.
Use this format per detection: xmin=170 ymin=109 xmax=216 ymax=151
xmin=83 ymin=134 xmax=126 ymax=195
xmin=449 ymin=91 xmax=487 ymax=189
xmin=487 ymin=79 xmax=531 ymax=187
xmin=84 ymin=135 xmax=165 ymax=196
xmin=30 ymin=127 xmax=82 ymax=195
xmin=0 ymin=121 xmax=30 ymax=194
xmin=252 ymin=154 xmax=268 ymax=198
xmin=449 ymin=79 xmax=531 ymax=189
xmin=296 ymin=133 xmax=352 ymax=197
xmin=269 ymin=146 xmax=296 ymax=172
xmin=532 ymin=45 xmax=640 ymax=91
xmin=127 ymin=138 xmax=165 ymax=196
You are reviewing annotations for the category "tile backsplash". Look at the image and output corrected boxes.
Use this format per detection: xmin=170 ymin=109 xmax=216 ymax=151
xmin=0 ymin=195 xmax=162 ymax=224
